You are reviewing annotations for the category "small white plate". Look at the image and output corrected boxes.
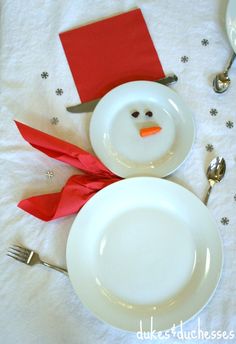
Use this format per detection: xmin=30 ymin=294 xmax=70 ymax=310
xmin=89 ymin=81 xmax=195 ymax=178
xmin=226 ymin=0 xmax=236 ymax=53
xmin=66 ymin=177 xmax=222 ymax=332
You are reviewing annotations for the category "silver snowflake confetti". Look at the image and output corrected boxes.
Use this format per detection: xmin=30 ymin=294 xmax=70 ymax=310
xmin=226 ymin=120 xmax=234 ymax=129
xmin=205 ymin=144 xmax=214 ymax=152
xmin=221 ymin=217 xmax=229 ymax=225
xmin=201 ymin=38 xmax=209 ymax=46
xmin=50 ymin=117 xmax=59 ymax=125
xmin=55 ymin=88 xmax=63 ymax=96
xmin=41 ymin=72 xmax=49 ymax=79
xmin=45 ymin=170 xmax=55 ymax=179
xmin=210 ymin=108 xmax=218 ymax=116
xmin=181 ymin=56 xmax=189 ymax=63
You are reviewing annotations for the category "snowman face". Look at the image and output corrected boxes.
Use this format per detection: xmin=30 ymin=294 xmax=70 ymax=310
xmin=130 ymin=109 xmax=162 ymax=137
xmin=109 ymin=103 xmax=175 ymax=165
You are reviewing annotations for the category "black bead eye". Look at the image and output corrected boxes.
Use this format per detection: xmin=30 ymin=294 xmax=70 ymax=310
xmin=131 ymin=111 xmax=140 ymax=118
xmin=145 ymin=111 xmax=153 ymax=117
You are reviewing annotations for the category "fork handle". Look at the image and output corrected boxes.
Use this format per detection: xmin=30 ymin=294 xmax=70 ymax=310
xmin=41 ymin=261 xmax=68 ymax=275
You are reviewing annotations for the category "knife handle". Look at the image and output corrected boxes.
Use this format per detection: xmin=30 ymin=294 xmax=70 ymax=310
xmin=157 ymin=74 xmax=178 ymax=85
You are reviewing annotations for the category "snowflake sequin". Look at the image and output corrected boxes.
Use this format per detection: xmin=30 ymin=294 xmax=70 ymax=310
xmin=210 ymin=108 xmax=218 ymax=116
xmin=50 ymin=117 xmax=59 ymax=125
xmin=205 ymin=144 xmax=214 ymax=152
xmin=41 ymin=72 xmax=49 ymax=79
xmin=201 ymin=39 xmax=209 ymax=46
xmin=226 ymin=120 xmax=234 ymax=129
xmin=221 ymin=217 xmax=229 ymax=225
xmin=181 ymin=56 xmax=189 ymax=63
xmin=55 ymin=88 xmax=63 ymax=96
xmin=45 ymin=170 xmax=55 ymax=179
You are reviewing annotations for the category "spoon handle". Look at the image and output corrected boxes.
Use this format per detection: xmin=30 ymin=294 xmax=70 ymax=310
xmin=225 ymin=52 xmax=236 ymax=73
xmin=204 ymin=185 xmax=213 ymax=205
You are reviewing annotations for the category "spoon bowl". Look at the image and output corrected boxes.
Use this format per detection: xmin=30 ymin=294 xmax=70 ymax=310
xmin=213 ymin=52 xmax=235 ymax=94
xmin=204 ymin=157 xmax=226 ymax=205
xmin=213 ymin=72 xmax=231 ymax=93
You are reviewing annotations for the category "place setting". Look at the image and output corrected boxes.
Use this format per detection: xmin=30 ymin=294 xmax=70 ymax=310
xmin=6 ymin=0 xmax=235 ymax=336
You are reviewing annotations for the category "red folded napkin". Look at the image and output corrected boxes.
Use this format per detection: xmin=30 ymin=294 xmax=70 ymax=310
xmin=60 ymin=8 xmax=165 ymax=102
xmin=15 ymin=121 xmax=121 ymax=221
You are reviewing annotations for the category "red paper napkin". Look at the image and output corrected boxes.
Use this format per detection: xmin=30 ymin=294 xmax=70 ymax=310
xmin=60 ymin=8 xmax=165 ymax=102
xmin=15 ymin=121 xmax=121 ymax=221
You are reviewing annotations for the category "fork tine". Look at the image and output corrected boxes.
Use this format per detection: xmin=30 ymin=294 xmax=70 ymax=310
xmin=8 ymin=248 xmax=29 ymax=261
xmin=7 ymin=253 xmax=27 ymax=263
xmin=9 ymin=246 xmax=29 ymax=257
xmin=12 ymin=244 xmax=31 ymax=254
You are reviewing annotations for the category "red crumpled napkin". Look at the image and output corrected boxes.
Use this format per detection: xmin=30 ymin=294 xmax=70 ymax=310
xmin=15 ymin=121 xmax=121 ymax=221
xmin=60 ymin=8 xmax=165 ymax=102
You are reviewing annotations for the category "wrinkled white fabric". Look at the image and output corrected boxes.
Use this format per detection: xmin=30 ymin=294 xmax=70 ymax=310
xmin=0 ymin=0 xmax=235 ymax=343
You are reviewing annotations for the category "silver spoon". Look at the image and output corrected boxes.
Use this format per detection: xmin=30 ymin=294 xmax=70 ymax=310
xmin=204 ymin=157 xmax=226 ymax=205
xmin=213 ymin=52 xmax=236 ymax=93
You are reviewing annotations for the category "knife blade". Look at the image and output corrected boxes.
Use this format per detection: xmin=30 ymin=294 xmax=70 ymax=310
xmin=66 ymin=73 xmax=178 ymax=113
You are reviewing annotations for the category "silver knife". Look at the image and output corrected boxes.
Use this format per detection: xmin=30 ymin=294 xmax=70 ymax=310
xmin=66 ymin=73 xmax=178 ymax=113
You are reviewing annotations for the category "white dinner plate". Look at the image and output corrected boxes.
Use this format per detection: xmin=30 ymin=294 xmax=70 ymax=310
xmin=89 ymin=81 xmax=195 ymax=178
xmin=226 ymin=0 xmax=236 ymax=53
xmin=66 ymin=177 xmax=222 ymax=332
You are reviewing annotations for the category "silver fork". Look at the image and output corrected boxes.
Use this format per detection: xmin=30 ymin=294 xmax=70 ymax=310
xmin=7 ymin=245 xmax=68 ymax=275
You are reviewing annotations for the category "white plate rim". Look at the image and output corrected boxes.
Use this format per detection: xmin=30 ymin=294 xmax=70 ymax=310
xmin=226 ymin=0 xmax=236 ymax=53
xmin=89 ymin=81 xmax=195 ymax=178
xmin=66 ymin=177 xmax=223 ymax=332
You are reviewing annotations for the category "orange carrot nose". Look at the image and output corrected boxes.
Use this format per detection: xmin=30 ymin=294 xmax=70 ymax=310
xmin=140 ymin=126 xmax=162 ymax=137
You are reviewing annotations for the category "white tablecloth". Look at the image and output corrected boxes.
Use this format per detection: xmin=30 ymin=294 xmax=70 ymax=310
xmin=0 ymin=0 xmax=235 ymax=343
